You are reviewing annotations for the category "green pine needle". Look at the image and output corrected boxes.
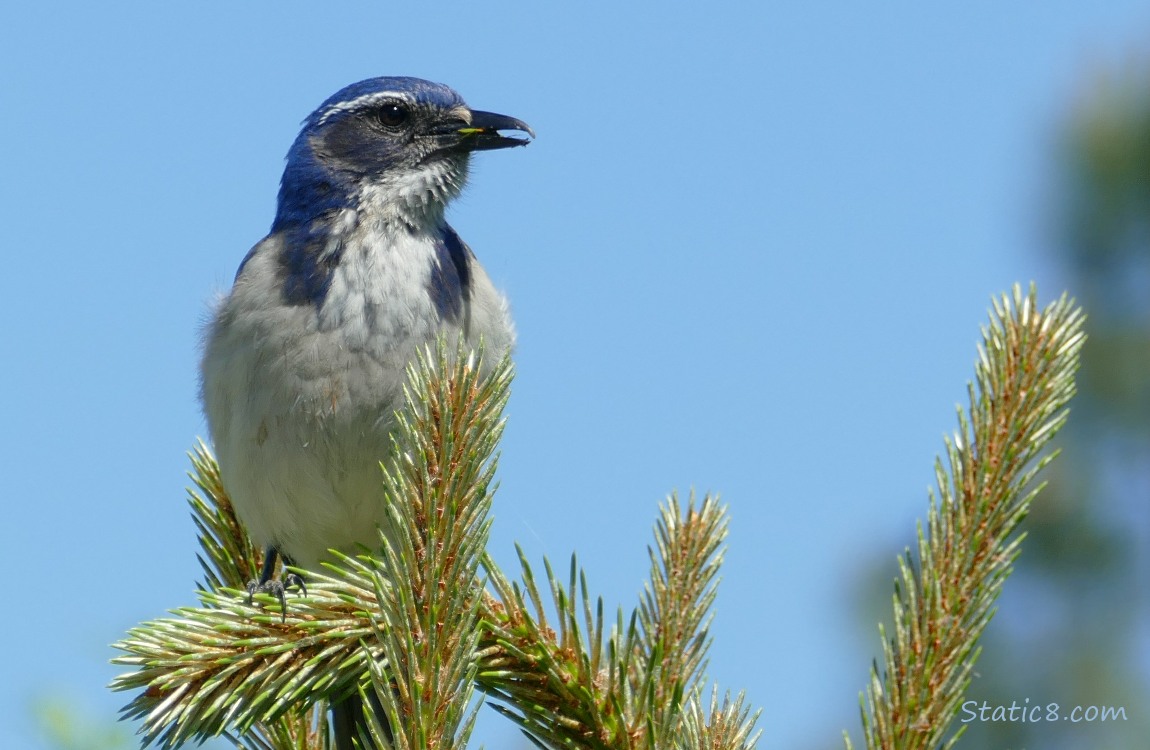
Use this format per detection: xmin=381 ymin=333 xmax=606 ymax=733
xmin=110 ymin=284 xmax=1082 ymax=750
xmin=477 ymin=493 xmax=734 ymax=749
xmin=675 ymin=689 xmax=761 ymax=750
xmin=854 ymin=284 xmax=1085 ymax=750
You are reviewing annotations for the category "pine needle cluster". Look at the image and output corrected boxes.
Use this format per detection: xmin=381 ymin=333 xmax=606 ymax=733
xmin=111 ymin=284 xmax=1084 ymax=750
xmin=477 ymin=492 xmax=742 ymax=750
xmin=111 ymin=344 xmax=757 ymax=750
xmin=850 ymin=285 xmax=1086 ymax=750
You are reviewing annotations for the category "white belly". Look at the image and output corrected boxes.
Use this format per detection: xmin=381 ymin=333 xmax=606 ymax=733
xmin=200 ymin=227 xmax=513 ymax=567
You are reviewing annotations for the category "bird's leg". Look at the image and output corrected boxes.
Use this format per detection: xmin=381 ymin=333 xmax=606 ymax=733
xmin=246 ymin=546 xmax=307 ymax=621
xmin=331 ymin=695 xmax=364 ymax=750
xmin=332 ymin=689 xmax=390 ymax=750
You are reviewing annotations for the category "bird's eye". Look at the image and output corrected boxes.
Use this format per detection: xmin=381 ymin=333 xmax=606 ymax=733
xmin=375 ymin=103 xmax=409 ymax=129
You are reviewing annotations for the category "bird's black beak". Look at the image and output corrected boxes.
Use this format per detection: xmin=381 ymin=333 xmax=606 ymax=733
xmin=458 ymin=109 xmax=535 ymax=151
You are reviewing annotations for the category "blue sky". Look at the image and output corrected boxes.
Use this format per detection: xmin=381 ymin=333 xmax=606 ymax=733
xmin=2 ymin=2 xmax=1147 ymax=749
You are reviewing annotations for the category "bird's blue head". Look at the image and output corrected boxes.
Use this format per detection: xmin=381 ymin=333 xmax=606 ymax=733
xmin=273 ymin=76 xmax=533 ymax=233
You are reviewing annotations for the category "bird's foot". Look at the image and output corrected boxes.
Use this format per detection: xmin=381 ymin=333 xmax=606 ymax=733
xmin=245 ymin=573 xmax=307 ymax=621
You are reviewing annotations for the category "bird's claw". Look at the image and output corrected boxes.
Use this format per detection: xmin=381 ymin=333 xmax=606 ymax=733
xmin=245 ymin=574 xmax=307 ymax=621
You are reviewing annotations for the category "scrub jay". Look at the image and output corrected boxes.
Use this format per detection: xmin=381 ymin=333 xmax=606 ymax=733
xmin=202 ymin=75 xmax=529 ymax=575
xmin=199 ymin=77 xmax=530 ymax=743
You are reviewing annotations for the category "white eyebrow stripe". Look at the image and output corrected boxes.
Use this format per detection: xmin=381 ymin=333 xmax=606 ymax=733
xmin=315 ymin=91 xmax=412 ymax=127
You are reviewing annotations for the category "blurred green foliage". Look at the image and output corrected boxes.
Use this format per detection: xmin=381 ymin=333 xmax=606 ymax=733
xmin=33 ymin=696 xmax=132 ymax=750
xmin=941 ymin=62 xmax=1150 ymax=750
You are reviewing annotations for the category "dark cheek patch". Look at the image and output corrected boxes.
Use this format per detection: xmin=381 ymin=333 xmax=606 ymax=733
xmin=323 ymin=118 xmax=408 ymax=174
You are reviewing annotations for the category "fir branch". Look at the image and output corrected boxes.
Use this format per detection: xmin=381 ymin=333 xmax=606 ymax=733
xmin=476 ymin=494 xmax=734 ymax=750
xmin=356 ymin=342 xmax=508 ymax=750
xmin=638 ymin=494 xmax=725 ymax=748
xmin=674 ymin=689 xmax=761 ymax=750
xmin=111 ymin=564 xmax=384 ymax=747
xmin=479 ymin=550 xmax=627 ymax=749
xmin=117 ymin=438 xmax=741 ymax=750
xmin=852 ymin=284 xmax=1086 ymax=750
